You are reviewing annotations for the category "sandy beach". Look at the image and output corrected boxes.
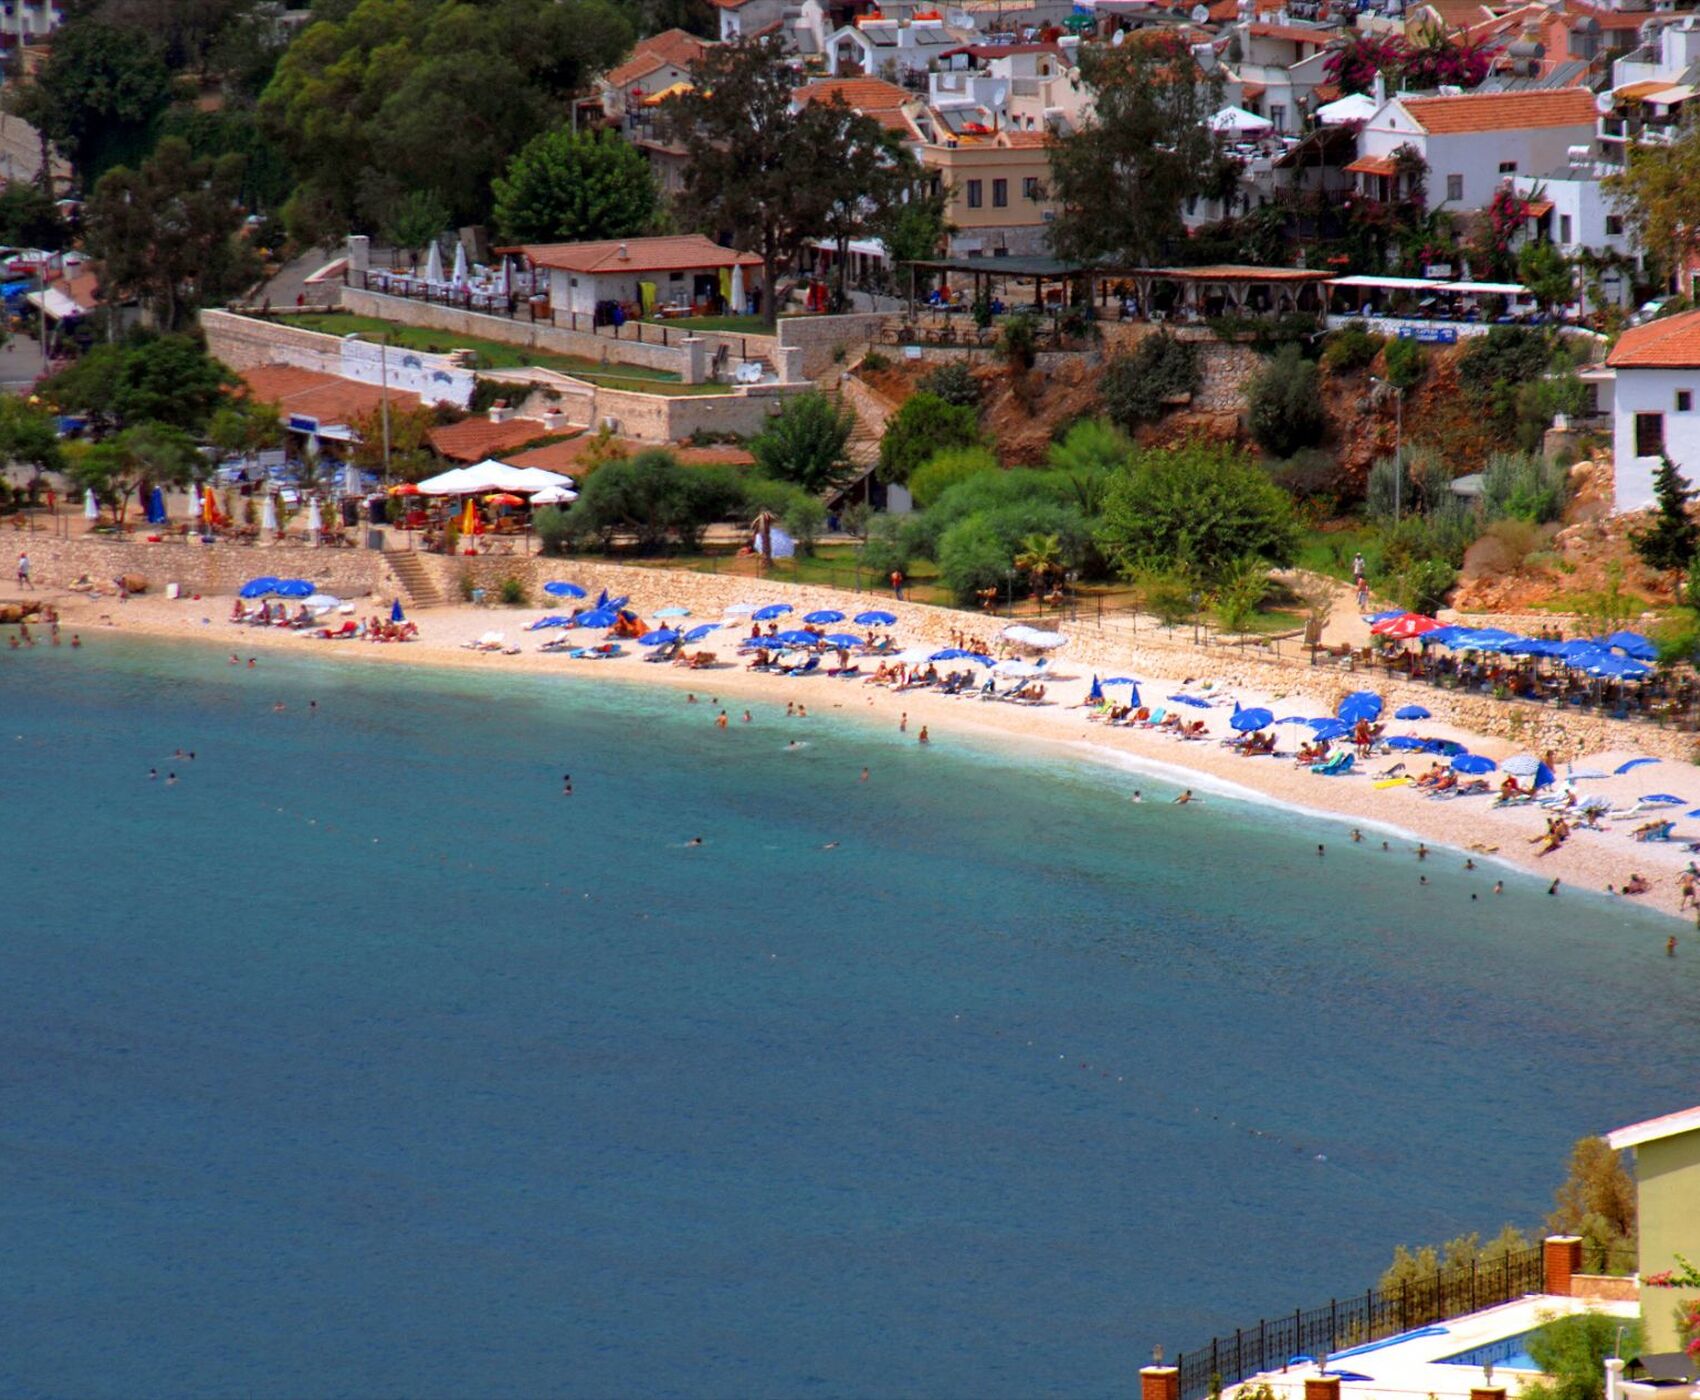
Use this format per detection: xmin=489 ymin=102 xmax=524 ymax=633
xmin=22 ymin=573 xmax=1700 ymax=930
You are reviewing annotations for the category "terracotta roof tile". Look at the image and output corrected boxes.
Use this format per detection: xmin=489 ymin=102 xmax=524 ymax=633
xmin=507 ymin=436 xmax=754 ymax=471
xmin=495 ymin=234 xmax=761 ymax=274
xmin=606 ymin=29 xmax=708 ymax=88
xmin=1414 ymin=0 xmax=1496 ymax=31
xmin=1245 ymin=20 xmax=1338 ymax=43
xmin=1608 ymin=309 xmax=1700 ymax=368
xmin=792 ymin=76 xmax=912 ymax=109
xmin=427 ymin=415 xmax=552 ymax=463
xmin=1399 ymin=87 xmax=1598 ymax=133
xmin=239 ymin=364 xmax=422 ymax=426
xmin=1347 ymin=153 xmax=1399 ymax=175
xmin=1568 ymin=0 xmax=1662 ymax=29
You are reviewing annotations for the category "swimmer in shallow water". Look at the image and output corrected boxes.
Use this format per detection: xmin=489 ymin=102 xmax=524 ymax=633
xmin=686 ymin=836 xmax=703 ymax=847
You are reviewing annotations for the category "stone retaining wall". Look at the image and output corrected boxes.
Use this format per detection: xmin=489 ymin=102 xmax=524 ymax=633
xmin=12 ymin=533 xmax=386 ymax=599
xmin=778 ymin=312 xmax=888 ymax=379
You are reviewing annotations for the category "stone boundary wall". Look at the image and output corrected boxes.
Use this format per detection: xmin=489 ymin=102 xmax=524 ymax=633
xmin=589 ymin=382 xmax=808 ymax=443
xmin=778 ymin=312 xmax=888 ymax=379
xmin=9 ymin=533 xmax=386 ymax=599
xmin=340 ymin=286 xmax=694 ymax=378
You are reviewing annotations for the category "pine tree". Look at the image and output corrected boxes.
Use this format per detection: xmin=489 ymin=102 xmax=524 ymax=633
xmin=1631 ymin=455 xmax=1700 ymax=579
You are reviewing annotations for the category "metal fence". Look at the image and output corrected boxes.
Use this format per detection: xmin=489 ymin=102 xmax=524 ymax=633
xmin=1172 ymin=1246 xmax=1547 ymax=1400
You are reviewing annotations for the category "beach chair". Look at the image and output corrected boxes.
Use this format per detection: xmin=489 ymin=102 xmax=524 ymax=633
xmin=1634 ymin=820 xmax=1675 ymax=842
xmin=786 ymin=655 xmax=820 ymax=677
xmin=315 ymin=620 xmax=358 ymax=640
xmin=1310 ymin=752 xmax=1354 ymax=776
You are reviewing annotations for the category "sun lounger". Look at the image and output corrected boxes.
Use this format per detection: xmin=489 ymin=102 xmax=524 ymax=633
xmin=786 ymin=655 xmax=821 ymax=677
xmin=1310 ymin=752 xmax=1354 ymax=776
xmin=315 ymin=620 xmax=359 ymax=640
xmin=828 ymin=663 xmax=861 ymax=678
xmin=1634 ymin=821 xmax=1675 ymax=842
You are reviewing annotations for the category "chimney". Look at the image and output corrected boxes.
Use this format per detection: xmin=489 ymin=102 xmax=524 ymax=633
xmin=488 ymin=399 xmax=512 ymax=424
xmin=1544 ymin=1235 xmax=1583 ymax=1296
xmin=1305 ymin=1378 xmax=1341 ymax=1400
xmin=1372 ymin=71 xmax=1386 ymax=106
xmin=1141 ymin=1367 xmax=1180 ymax=1400
xmin=618 ymin=241 xmax=630 ymax=260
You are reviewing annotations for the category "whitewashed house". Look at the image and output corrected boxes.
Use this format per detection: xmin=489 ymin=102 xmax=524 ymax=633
xmin=1347 ymin=88 xmax=1600 ymax=210
xmin=494 ymin=236 xmax=763 ymax=320
xmin=1607 ymin=309 xmax=1700 ymax=512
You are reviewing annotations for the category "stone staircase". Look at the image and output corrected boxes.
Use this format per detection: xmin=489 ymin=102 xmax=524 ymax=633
xmin=387 ymin=549 xmax=445 ymax=609
xmin=819 ymin=367 xmax=883 ymax=473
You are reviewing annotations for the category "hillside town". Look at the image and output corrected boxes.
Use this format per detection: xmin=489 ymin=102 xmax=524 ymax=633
xmin=4 ymin=0 xmax=1700 ymax=1394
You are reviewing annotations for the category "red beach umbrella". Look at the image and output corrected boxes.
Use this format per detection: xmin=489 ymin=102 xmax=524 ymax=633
xmin=1371 ymin=612 xmax=1441 ymax=639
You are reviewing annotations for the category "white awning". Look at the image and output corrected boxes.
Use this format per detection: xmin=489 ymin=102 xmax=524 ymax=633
xmin=416 ymin=460 xmax=574 ymax=495
xmin=26 ymin=286 xmax=82 ymax=320
xmin=1645 ymin=84 xmax=1696 ymax=106
xmin=1328 ymin=275 xmax=1529 ymax=296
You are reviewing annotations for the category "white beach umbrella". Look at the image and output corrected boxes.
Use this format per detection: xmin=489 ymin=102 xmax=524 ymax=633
xmin=994 ymin=659 xmax=1046 ymax=677
xmin=496 ymin=257 xmax=509 ymax=295
xmin=1002 ymin=623 xmax=1068 ymax=649
xmin=893 ymin=645 xmax=936 ymax=664
xmin=186 ymin=483 xmax=199 ymax=519
xmin=424 ymin=240 xmax=444 ymax=285
xmin=451 ymin=242 xmax=468 ymax=288
xmin=724 ymin=603 xmax=757 ymax=615
xmin=531 ymin=486 xmax=577 ymax=505
xmin=1316 ymin=92 xmax=1378 ymax=125
xmin=262 ymin=494 xmax=278 ymax=534
xmin=83 ymin=488 xmax=99 ymax=520
xmin=1210 ymin=105 xmax=1274 ymax=135
xmin=730 ymin=262 xmax=746 ymax=315
xmin=304 ymin=592 xmax=341 ymax=612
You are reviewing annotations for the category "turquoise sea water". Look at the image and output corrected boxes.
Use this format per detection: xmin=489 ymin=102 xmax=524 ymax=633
xmin=3 ymin=639 xmax=1695 ymax=1399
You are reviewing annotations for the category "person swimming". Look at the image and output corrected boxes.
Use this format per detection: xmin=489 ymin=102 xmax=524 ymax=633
xmin=686 ymin=836 xmax=703 ymax=847
xmin=1174 ymin=789 xmax=1193 ymax=805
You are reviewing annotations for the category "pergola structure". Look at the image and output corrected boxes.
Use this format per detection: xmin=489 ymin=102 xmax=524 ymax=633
xmin=1101 ymin=265 xmax=1334 ymax=319
xmin=906 ymin=255 xmax=1097 ymax=319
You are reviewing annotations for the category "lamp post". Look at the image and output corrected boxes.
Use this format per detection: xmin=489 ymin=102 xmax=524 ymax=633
xmin=1370 ymin=373 xmax=1403 ymax=521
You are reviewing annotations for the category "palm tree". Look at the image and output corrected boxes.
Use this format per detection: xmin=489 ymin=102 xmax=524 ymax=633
xmin=1014 ymin=531 xmax=1064 ymax=597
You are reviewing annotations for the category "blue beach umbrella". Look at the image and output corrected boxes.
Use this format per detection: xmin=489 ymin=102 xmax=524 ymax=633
xmin=683 ymin=623 xmax=720 ymax=642
xmin=272 ymin=579 xmax=314 ymax=598
xmin=1102 ymin=677 xmax=1139 ymax=686
xmin=391 ymin=599 xmax=405 ymax=623
xmin=575 ymin=608 xmax=618 ymax=629
xmin=1309 ymin=719 xmax=1352 ymax=741
xmin=239 ymin=576 xmax=280 ymax=598
xmin=652 ymin=606 xmax=691 ymax=618
xmin=1426 ymin=738 xmax=1466 ymax=757
xmin=804 ymin=609 xmax=845 ymax=624
xmin=778 ymin=629 xmax=820 ymax=646
xmin=1588 ymin=654 xmax=1651 ymax=680
xmin=1385 ymin=736 xmax=1431 ymax=751
xmin=1394 ymin=705 xmax=1430 ymax=720
xmin=1599 ymin=630 xmax=1657 ymax=661
xmin=638 ymin=629 xmax=680 ymax=646
xmin=1168 ymin=694 xmax=1212 ymax=709
xmin=1616 ymin=757 xmax=1659 ymax=774
xmin=753 ymin=603 xmax=793 ymax=621
xmin=854 ymin=610 xmax=897 ymax=626
xmin=1275 ymin=715 xmax=1312 ymax=726
xmin=1451 ymin=754 xmax=1497 ymax=774
xmin=1230 ymin=707 xmax=1273 ymax=732
xmin=1640 ymin=794 xmax=1685 ymax=806
xmin=1365 ymin=610 xmax=1407 ymax=623
xmin=933 ymin=648 xmax=993 ymax=665
xmin=1420 ymin=625 xmax=1468 ymax=647
xmin=1087 ymin=675 xmax=1104 ymax=702
xmin=1337 ymin=691 xmax=1383 ymax=723
xmin=543 ymin=581 xmax=587 ymax=599
xmin=823 ymin=633 xmax=863 ymax=648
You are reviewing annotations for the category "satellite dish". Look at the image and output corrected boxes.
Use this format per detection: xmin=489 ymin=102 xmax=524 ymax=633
xmin=1111 ymin=27 xmax=1125 ymax=44
xmin=1595 ymin=90 xmax=1615 ymax=114
xmin=1192 ymin=3 xmax=1211 ymax=20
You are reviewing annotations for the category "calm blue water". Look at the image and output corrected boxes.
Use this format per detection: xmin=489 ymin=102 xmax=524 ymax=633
xmin=3 ymin=639 xmax=1694 ymax=1399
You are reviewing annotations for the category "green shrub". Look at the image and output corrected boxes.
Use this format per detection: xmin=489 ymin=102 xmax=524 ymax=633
xmin=877 ymin=391 xmax=981 ymax=484
xmin=1320 ymin=321 xmax=1384 ymax=373
xmin=498 ymin=575 xmax=528 ymax=606
xmin=1393 ymin=557 xmax=1457 ymax=614
xmin=1481 ymin=450 xmax=1570 ymax=523
xmin=1100 ymin=332 xmax=1200 ymax=431
xmin=1268 ymin=447 xmax=1340 ymax=502
xmin=1383 ymin=335 xmax=1424 ymax=389
xmin=749 ymin=390 xmax=853 ymax=494
xmin=857 ymin=512 xmax=910 ymax=577
xmin=909 ymin=445 xmax=999 ymax=509
xmin=917 ymin=361 xmax=981 ymax=408
xmin=1000 ymin=312 xmax=1040 ymax=372
xmin=531 ymin=504 xmax=570 ymax=557
xmin=1247 ymin=345 xmax=1326 ymax=458
xmin=1521 ymin=1314 xmax=1643 ymax=1400
xmin=860 ymin=348 xmax=890 ymax=371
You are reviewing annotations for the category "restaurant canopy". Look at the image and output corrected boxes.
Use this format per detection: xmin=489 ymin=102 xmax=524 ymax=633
xmin=416 ymin=461 xmax=574 ymax=495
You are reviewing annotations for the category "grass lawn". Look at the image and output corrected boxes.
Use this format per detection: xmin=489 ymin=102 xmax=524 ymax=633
xmin=1296 ymin=523 xmax=1379 ymax=583
xmin=642 ymin=314 xmax=771 ymax=334
xmin=276 ymin=312 xmax=731 ymax=397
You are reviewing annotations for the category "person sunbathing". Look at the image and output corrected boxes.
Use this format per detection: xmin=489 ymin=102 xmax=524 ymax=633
xmin=1634 ymin=819 xmax=1672 ymax=840
xmin=1622 ymin=872 xmax=1651 ymax=895
xmin=1532 ymin=817 xmax=1570 ymax=856
xmin=1431 ymin=770 xmax=1457 ymax=792
xmin=1499 ymin=775 xmax=1525 ymax=799
xmin=745 ymin=648 xmax=771 ymax=670
xmin=1413 ymin=763 xmax=1447 ymax=789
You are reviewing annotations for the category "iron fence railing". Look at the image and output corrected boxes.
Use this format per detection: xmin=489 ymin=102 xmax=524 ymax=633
xmin=1173 ymin=1246 xmax=1547 ymax=1400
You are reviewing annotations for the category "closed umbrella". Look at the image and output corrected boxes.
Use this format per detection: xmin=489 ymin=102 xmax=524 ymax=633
xmin=148 ymin=486 xmax=167 ymax=524
xmin=451 ymin=242 xmax=468 ymax=288
xmin=83 ymin=489 xmax=98 ymax=520
xmin=391 ymin=599 xmax=405 ymax=623
xmin=262 ymin=495 xmax=278 ymax=534
xmin=424 ymin=241 xmax=444 ymax=284
xmin=730 ymin=262 xmax=746 ymax=315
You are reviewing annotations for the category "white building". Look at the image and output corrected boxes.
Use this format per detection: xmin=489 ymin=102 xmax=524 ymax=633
xmin=1510 ymin=157 xmax=1640 ymax=312
xmin=1347 ymin=88 xmax=1600 ymax=210
xmin=1607 ymin=308 xmax=1700 ymax=513
xmin=493 ymin=235 xmax=764 ymax=320
xmin=826 ymin=15 xmax=959 ymax=77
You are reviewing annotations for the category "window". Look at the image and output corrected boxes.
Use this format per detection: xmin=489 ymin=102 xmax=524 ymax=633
xmin=1498 ymin=161 xmax=1517 ymax=174
xmin=966 ymin=179 xmax=982 ymax=209
xmin=1636 ymin=411 xmax=1666 ymax=457
xmin=1446 ymin=173 xmax=1463 ymax=201
xmin=992 ymin=178 xmax=1008 ymax=208
xmin=1606 ymin=215 xmax=1624 ymax=236
xmin=1022 ymin=176 xmax=1040 ymax=200
xmin=1679 ymin=390 xmax=1694 ymax=413
xmin=1269 ymin=105 xmax=1286 ymax=130
xmin=1560 ymin=214 xmax=1573 ymax=243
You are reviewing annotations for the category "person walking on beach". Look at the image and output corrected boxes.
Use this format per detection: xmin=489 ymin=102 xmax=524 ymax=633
xmin=890 ymin=570 xmax=904 ymax=601
xmin=16 ymin=552 xmax=30 ymax=589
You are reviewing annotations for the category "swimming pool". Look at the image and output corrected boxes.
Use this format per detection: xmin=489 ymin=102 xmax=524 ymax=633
xmin=1438 ymin=1332 xmax=1541 ymax=1372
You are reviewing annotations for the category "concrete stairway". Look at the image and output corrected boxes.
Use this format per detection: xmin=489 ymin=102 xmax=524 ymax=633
xmin=388 ymin=550 xmax=445 ymax=609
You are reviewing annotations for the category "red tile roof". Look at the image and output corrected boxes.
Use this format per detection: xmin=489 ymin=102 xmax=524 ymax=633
xmin=1608 ymin=309 xmax=1700 ymax=369
xmin=240 ymin=365 xmax=422 ymax=425
xmin=1246 ymin=21 xmax=1338 ymax=44
xmin=496 ymin=234 xmax=761 ymax=274
xmin=605 ymin=29 xmax=709 ymax=88
xmin=792 ymin=76 xmax=912 ymax=109
xmin=1413 ymin=0 xmax=1497 ymax=31
xmin=1347 ymin=153 xmax=1399 ymax=176
xmin=1568 ymin=0 xmax=1663 ymax=30
xmin=507 ymin=436 xmax=754 ymax=471
xmin=427 ymin=415 xmax=553 ymax=463
xmin=1399 ymin=87 xmax=1598 ymax=133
